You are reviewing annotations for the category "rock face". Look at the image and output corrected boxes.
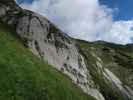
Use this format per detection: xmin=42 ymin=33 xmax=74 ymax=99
xmin=15 ymin=11 xmax=99 ymax=98
xmin=0 ymin=1 xmax=104 ymax=100
xmin=0 ymin=1 xmax=133 ymax=100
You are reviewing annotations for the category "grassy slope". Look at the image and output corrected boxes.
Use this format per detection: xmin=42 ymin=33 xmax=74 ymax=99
xmin=89 ymin=41 xmax=133 ymax=89
xmin=76 ymin=40 xmax=133 ymax=100
xmin=0 ymin=22 xmax=95 ymax=100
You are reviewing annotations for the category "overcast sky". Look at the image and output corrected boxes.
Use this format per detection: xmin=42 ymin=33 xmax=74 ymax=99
xmin=16 ymin=0 xmax=133 ymax=44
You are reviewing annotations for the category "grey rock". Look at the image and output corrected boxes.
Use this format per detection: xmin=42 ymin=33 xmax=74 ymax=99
xmin=15 ymin=11 xmax=104 ymax=100
xmin=0 ymin=2 xmax=104 ymax=99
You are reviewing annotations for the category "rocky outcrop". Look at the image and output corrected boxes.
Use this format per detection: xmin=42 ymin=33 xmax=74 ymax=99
xmin=95 ymin=55 xmax=133 ymax=100
xmin=0 ymin=1 xmax=104 ymax=100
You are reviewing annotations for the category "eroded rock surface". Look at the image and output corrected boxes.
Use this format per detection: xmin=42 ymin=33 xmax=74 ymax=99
xmin=0 ymin=1 xmax=105 ymax=100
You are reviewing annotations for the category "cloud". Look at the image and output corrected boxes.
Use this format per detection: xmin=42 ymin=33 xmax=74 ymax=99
xmin=100 ymin=20 xmax=133 ymax=44
xmin=19 ymin=0 xmax=133 ymax=44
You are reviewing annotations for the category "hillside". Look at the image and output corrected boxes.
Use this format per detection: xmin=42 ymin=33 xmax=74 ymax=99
xmin=0 ymin=22 xmax=95 ymax=100
xmin=76 ymin=40 xmax=133 ymax=100
xmin=0 ymin=0 xmax=133 ymax=100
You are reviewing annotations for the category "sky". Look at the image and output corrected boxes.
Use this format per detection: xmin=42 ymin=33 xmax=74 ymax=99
xmin=100 ymin=0 xmax=133 ymax=21
xmin=16 ymin=0 xmax=133 ymax=44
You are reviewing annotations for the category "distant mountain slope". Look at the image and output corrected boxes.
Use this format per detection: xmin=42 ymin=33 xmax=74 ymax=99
xmin=76 ymin=40 xmax=133 ymax=100
xmin=0 ymin=22 xmax=95 ymax=100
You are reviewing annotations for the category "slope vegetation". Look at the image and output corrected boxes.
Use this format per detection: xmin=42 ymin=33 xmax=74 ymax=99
xmin=0 ymin=22 xmax=95 ymax=100
xmin=76 ymin=40 xmax=133 ymax=100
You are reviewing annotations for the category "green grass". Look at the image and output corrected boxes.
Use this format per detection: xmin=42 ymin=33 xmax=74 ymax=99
xmin=0 ymin=22 xmax=95 ymax=100
xmin=76 ymin=40 xmax=133 ymax=100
